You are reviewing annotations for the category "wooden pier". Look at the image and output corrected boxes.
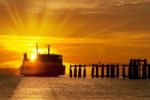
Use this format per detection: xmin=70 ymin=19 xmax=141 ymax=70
xmin=69 ymin=59 xmax=150 ymax=79
xmin=70 ymin=64 xmax=86 ymax=78
xmin=91 ymin=64 xmax=119 ymax=79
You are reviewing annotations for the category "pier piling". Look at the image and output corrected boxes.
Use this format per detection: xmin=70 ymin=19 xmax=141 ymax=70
xmin=83 ymin=65 xmax=86 ymax=78
xmin=96 ymin=64 xmax=99 ymax=78
xmin=91 ymin=65 xmax=94 ymax=78
xmin=69 ymin=65 xmax=72 ymax=78
xmin=122 ymin=65 xmax=125 ymax=79
xmin=106 ymin=64 xmax=109 ymax=78
xmin=116 ymin=64 xmax=119 ymax=79
xmin=148 ymin=65 xmax=150 ymax=79
xmin=128 ymin=59 xmax=133 ymax=79
xmin=101 ymin=64 xmax=104 ymax=78
xmin=111 ymin=64 xmax=115 ymax=79
xmin=78 ymin=64 xmax=82 ymax=78
xmin=74 ymin=65 xmax=77 ymax=78
xmin=142 ymin=59 xmax=147 ymax=79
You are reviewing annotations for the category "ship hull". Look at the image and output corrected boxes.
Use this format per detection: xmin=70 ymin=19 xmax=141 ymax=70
xmin=20 ymin=65 xmax=65 ymax=77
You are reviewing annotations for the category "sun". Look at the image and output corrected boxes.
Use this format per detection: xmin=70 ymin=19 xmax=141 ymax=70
xmin=31 ymin=54 xmax=37 ymax=61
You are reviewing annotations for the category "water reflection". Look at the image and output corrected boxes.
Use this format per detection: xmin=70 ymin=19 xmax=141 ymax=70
xmin=0 ymin=75 xmax=22 ymax=100
xmin=0 ymin=75 xmax=150 ymax=100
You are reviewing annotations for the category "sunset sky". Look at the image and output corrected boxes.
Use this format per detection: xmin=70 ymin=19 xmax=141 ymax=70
xmin=0 ymin=0 xmax=150 ymax=68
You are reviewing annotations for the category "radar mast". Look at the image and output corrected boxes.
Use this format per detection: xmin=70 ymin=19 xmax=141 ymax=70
xmin=36 ymin=43 xmax=38 ymax=55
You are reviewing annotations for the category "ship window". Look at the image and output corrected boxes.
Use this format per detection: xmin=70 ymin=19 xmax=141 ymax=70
xmin=58 ymin=57 xmax=62 ymax=59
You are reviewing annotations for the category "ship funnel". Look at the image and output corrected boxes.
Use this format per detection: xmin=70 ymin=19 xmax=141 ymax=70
xmin=24 ymin=53 xmax=27 ymax=60
xmin=36 ymin=43 xmax=38 ymax=55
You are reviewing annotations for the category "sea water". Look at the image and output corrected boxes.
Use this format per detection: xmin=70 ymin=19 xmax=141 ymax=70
xmin=0 ymin=75 xmax=150 ymax=100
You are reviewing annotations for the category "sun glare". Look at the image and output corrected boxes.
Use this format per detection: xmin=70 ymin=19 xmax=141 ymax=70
xmin=31 ymin=54 xmax=37 ymax=61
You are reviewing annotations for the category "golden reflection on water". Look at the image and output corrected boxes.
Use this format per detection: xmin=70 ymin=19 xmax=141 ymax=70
xmin=8 ymin=76 xmax=150 ymax=100
xmin=11 ymin=77 xmax=54 ymax=100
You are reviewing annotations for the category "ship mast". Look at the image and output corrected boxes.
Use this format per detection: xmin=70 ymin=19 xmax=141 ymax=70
xmin=48 ymin=45 xmax=50 ymax=55
xmin=36 ymin=43 xmax=38 ymax=55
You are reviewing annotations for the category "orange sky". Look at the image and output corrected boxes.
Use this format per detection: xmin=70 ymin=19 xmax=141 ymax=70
xmin=0 ymin=0 xmax=150 ymax=68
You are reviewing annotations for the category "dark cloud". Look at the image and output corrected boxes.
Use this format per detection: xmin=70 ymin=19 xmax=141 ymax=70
xmin=66 ymin=1 xmax=150 ymax=37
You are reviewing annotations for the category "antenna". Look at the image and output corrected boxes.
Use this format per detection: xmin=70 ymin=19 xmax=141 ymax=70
xmin=36 ymin=43 xmax=38 ymax=55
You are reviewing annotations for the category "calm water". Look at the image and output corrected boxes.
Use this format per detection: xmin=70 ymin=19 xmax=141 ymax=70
xmin=0 ymin=75 xmax=150 ymax=100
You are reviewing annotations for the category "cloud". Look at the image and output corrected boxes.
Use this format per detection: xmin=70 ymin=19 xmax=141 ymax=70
xmin=64 ymin=1 xmax=150 ymax=37
xmin=0 ymin=0 xmax=150 ymax=38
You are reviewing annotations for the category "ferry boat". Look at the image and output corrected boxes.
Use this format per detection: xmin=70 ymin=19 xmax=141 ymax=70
xmin=20 ymin=44 xmax=65 ymax=76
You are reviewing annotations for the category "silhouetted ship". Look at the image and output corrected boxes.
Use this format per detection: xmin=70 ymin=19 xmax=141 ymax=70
xmin=20 ymin=44 xmax=65 ymax=76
